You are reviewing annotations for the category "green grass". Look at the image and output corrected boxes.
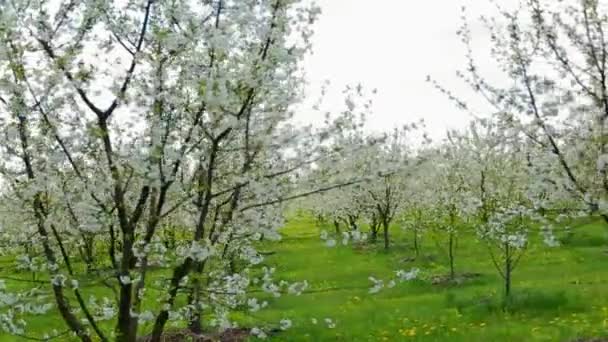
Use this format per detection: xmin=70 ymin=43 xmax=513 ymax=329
xmin=2 ymin=215 xmax=608 ymax=341
xmin=241 ymin=214 xmax=608 ymax=341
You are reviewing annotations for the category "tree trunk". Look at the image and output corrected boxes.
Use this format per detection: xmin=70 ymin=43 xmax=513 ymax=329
xmin=383 ymin=221 xmax=389 ymax=250
xmin=128 ymin=251 xmax=137 ymax=269
xmin=413 ymin=230 xmax=419 ymax=258
xmin=188 ymin=310 xmax=203 ymax=335
xmin=116 ymin=284 xmax=135 ymax=342
xmin=448 ymin=231 xmax=455 ymax=279
xmin=82 ymin=235 xmax=96 ymax=272
xmin=117 ymin=231 xmax=137 ymax=341
xmin=164 ymin=226 xmax=176 ymax=250
xmin=504 ymin=242 xmax=512 ymax=299
xmin=187 ymin=271 xmax=203 ymax=335
xmin=315 ymin=213 xmax=325 ymax=227
xmin=370 ymin=228 xmax=377 ymax=242
xmin=505 ymin=265 xmax=511 ymax=299
xmin=348 ymin=215 xmax=358 ymax=231
xmin=151 ymin=259 xmax=192 ymax=341
xmin=333 ymin=220 xmax=340 ymax=234
xmin=188 ymin=256 xmax=212 ymax=335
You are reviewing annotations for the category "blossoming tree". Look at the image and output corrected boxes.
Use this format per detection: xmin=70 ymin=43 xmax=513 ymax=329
xmin=0 ymin=0 xmax=377 ymax=340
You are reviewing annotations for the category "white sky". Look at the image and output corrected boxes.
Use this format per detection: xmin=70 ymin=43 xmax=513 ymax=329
xmin=296 ymin=0 xmax=521 ymax=140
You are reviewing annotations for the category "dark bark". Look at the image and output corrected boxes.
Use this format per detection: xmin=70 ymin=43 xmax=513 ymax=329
xmin=413 ymin=230 xmax=419 ymax=258
xmin=82 ymin=234 xmax=96 ymax=272
xmin=14 ymin=95 xmax=93 ymax=341
xmin=383 ymin=220 xmax=390 ymax=250
xmin=150 ymin=260 xmax=192 ymax=341
xmin=333 ymin=220 xmax=341 ymax=234
xmin=369 ymin=215 xmax=380 ymax=242
xmin=504 ymin=242 xmax=512 ymax=299
xmin=448 ymin=231 xmax=455 ymax=280
xmin=347 ymin=214 xmax=359 ymax=231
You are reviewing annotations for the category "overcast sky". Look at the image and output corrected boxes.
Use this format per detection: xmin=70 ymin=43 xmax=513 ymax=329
xmin=296 ymin=0 xmax=521 ymax=139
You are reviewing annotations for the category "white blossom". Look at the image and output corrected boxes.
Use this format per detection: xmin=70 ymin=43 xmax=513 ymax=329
xmin=279 ymin=318 xmax=292 ymax=331
xmin=251 ymin=327 xmax=267 ymax=339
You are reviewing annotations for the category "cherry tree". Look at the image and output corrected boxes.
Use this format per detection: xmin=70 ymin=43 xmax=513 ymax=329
xmin=425 ymin=136 xmax=477 ymax=280
xmin=456 ymin=119 xmax=533 ymax=297
xmin=0 ymin=0 xmax=378 ymax=341
xmin=440 ymin=117 xmax=556 ymax=297
xmin=301 ymin=88 xmax=383 ymax=240
xmin=432 ymin=0 xmax=608 ymax=225
xmin=372 ymin=127 xmax=417 ymax=249
xmin=397 ymin=162 xmax=437 ymax=259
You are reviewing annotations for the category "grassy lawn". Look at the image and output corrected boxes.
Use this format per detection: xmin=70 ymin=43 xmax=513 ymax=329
xmin=242 ymin=214 xmax=608 ymax=341
xmin=2 ymin=215 xmax=608 ymax=341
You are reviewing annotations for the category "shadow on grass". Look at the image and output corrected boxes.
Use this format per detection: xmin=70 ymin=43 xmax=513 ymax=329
xmin=445 ymin=288 xmax=584 ymax=318
xmin=560 ymin=233 xmax=608 ymax=248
